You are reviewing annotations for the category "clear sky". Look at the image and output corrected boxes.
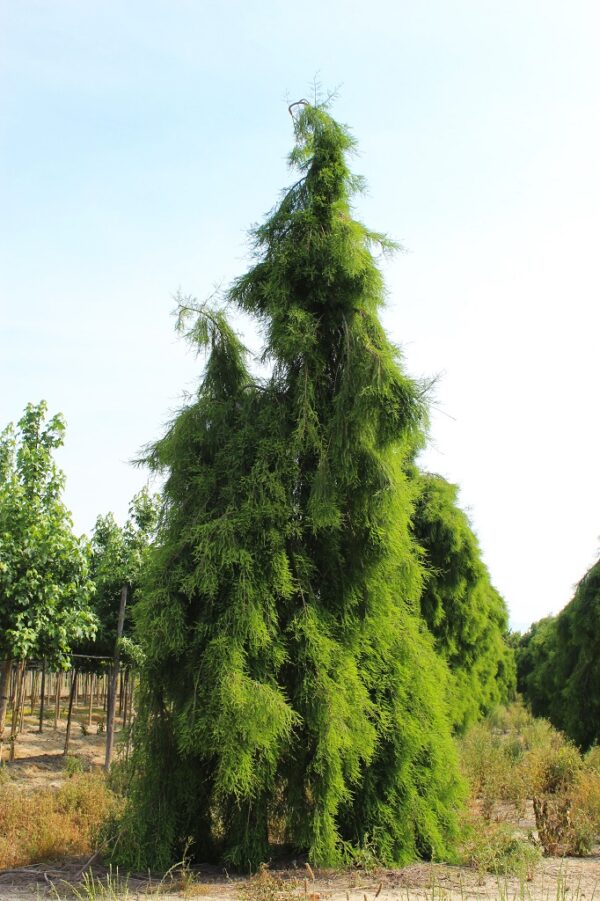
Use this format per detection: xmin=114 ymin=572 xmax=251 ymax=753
xmin=2 ymin=1 xmax=599 ymax=631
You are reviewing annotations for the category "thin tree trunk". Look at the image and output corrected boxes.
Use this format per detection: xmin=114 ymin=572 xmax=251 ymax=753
xmin=54 ymin=672 xmax=63 ymax=730
xmin=63 ymin=669 xmax=78 ymax=756
xmin=0 ymin=658 xmax=13 ymax=764
xmin=122 ymin=669 xmax=132 ymax=760
xmin=105 ymin=584 xmax=127 ymax=770
xmin=127 ymin=672 xmax=134 ymax=727
xmin=122 ymin=671 xmax=127 ymax=729
xmin=88 ymin=674 xmax=94 ymax=727
xmin=10 ymin=665 xmax=17 ymax=706
xmin=117 ymin=668 xmax=123 ymax=718
xmin=18 ymin=664 xmax=28 ymax=732
xmin=31 ymin=668 xmax=38 ymax=711
xmin=0 ymin=657 xmax=13 ymax=741
xmin=38 ymin=661 xmax=46 ymax=733
xmin=9 ymin=661 xmax=26 ymax=762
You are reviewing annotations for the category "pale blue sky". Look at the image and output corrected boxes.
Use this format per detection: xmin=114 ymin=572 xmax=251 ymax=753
xmin=2 ymin=1 xmax=599 ymax=630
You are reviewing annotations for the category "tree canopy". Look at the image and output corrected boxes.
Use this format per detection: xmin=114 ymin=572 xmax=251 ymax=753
xmin=411 ymin=472 xmax=515 ymax=731
xmin=77 ymin=488 xmax=160 ymax=665
xmin=118 ymin=102 xmax=464 ymax=871
xmin=0 ymin=402 xmax=95 ymax=665
xmin=0 ymin=401 xmax=96 ymax=738
xmin=517 ymin=555 xmax=600 ymax=749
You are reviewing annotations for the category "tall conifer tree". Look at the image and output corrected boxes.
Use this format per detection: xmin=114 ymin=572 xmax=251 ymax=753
xmin=121 ymin=102 xmax=463 ymax=870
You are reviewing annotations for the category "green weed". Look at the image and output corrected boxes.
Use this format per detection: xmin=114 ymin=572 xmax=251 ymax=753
xmin=460 ymin=818 xmax=541 ymax=879
xmin=64 ymin=753 xmax=85 ymax=776
xmin=51 ymin=867 xmax=129 ymax=900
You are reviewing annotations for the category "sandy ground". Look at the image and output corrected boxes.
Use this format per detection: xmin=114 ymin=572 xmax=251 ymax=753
xmin=1 ymin=856 xmax=599 ymax=901
xmin=0 ymin=715 xmax=107 ymax=787
xmin=1 ymin=723 xmax=599 ymax=900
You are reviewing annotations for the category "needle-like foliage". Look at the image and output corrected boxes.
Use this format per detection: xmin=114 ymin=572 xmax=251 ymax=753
xmin=118 ymin=103 xmax=463 ymax=871
xmin=517 ymin=555 xmax=600 ymax=749
xmin=411 ymin=472 xmax=515 ymax=731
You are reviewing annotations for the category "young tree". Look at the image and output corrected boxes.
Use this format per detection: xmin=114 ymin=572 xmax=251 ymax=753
xmin=120 ymin=102 xmax=463 ymax=870
xmin=411 ymin=472 xmax=515 ymax=731
xmin=75 ymin=489 xmax=159 ymax=767
xmin=0 ymin=402 xmax=96 ymax=740
xmin=80 ymin=488 xmax=160 ymax=659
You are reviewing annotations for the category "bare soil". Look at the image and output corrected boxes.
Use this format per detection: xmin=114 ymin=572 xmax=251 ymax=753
xmin=1 ymin=724 xmax=599 ymax=900
xmin=0 ymin=715 xmax=107 ymax=788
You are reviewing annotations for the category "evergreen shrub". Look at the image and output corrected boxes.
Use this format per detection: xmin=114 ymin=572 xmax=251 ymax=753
xmin=117 ymin=102 xmax=466 ymax=870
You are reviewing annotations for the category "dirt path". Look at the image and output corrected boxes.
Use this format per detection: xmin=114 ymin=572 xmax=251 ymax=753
xmin=1 ymin=856 xmax=599 ymax=901
xmin=1 ymin=726 xmax=599 ymax=899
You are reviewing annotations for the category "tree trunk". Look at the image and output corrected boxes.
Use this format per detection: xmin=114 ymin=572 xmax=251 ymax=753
xmin=31 ymin=668 xmax=38 ymax=710
xmin=128 ymin=672 xmax=135 ymax=726
xmin=105 ymin=584 xmax=127 ymax=770
xmin=38 ymin=661 xmax=46 ymax=733
xmin=0 ymin=658 xmax=14 ymax=764
xmin=9 ymin=661 xmax=26 ymax=762
xmin=121 ymin=668 xmax=128 ymax=726
xmin=18 ymin=664 xmax=28 ymax=732
xmin=54 ymin=672 xmax=63 ymax=730
xmin=0 ymin=658 xmax=13 ymax=741
xmin=63 ymin=669 xmax=78 ymax=756
xmin=117 ymin=668 xmax=122 ymax=717
xmin=88 ymin=674 xmax=94 ymax=728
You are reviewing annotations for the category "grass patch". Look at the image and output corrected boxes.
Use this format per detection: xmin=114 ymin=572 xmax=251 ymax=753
xmin=459 ymin=702 xmax=600 ymax=863
xmin=240 ymin=865 xmax=300 ymax=901
xmin=460 ymin=816 xmax=541 ymax=879
xmin=0 ymin=772 xmax=123 ymax=869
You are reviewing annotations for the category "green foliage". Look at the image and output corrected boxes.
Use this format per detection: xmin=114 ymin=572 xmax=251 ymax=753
xmin=460 ymin=819 xmax=541 ymax=879
xmin=117 ymin=101 xmax=464 ymax=871
xmin=459 ymin=710 xmax=532 ymax=820
xmin=77 ymin=489 xmax=159 ymax=663
xmin=0 ymin=401 xmax=95 ymax=666
xmin=459 ymin=702 xmax=558 ymax=818
xmin=56 ymin=868 xmax=130 ymax=901
xmin=411 ymin=472 xmax=516 ymax=730
xmin=64 ymin=754 xmax=85 ymax=777
xmin=517 ymin=556 xmax=600 ymax=749
xmin=515 ymin=616 xmax=558 ymax=721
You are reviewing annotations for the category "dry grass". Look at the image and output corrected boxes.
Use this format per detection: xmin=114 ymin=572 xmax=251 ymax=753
xmin=240 ymin=864 xmax=300 ymax=901
xmin=458 ymin=702 xmax=600 ymax=869
xmin=0 ymin=770 xmax=122 ymax=869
